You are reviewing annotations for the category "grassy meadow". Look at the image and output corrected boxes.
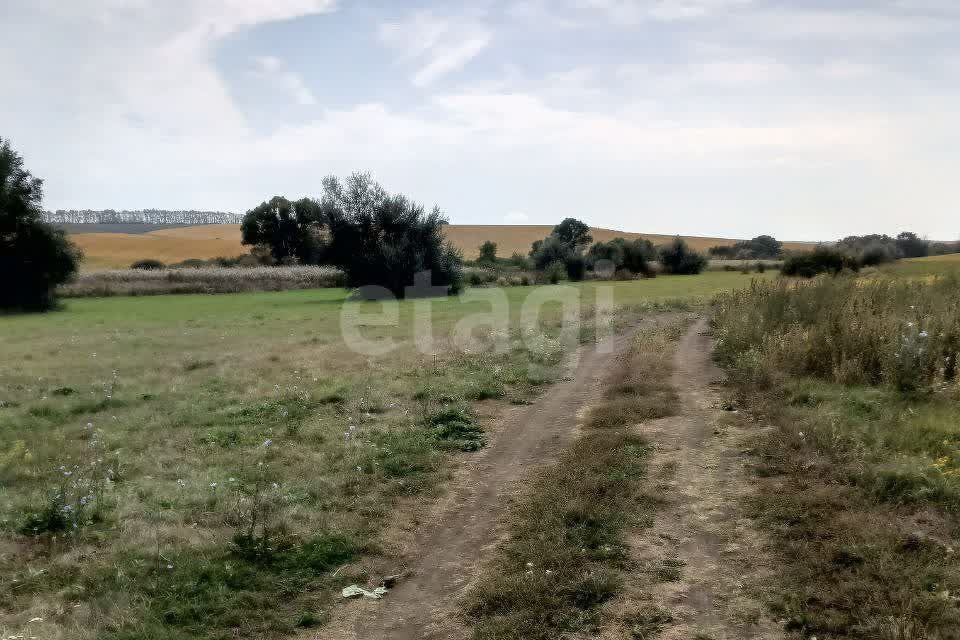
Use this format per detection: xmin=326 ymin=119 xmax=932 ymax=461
xmin=711 ymin=275 xmax=960 ymax=637
xmin=0 ymin=273 xmax=763 ymax=639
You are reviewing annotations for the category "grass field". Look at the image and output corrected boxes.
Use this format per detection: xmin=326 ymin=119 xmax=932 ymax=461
xmin=68 ymin=224 xmax=817 ymax=270
xmin=0 ymin=273 xmax=767 ymax=639
xmin=877 ymin=253 xmax=960 ymax=278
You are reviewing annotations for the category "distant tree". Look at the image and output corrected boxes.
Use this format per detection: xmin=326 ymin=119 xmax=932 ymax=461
xmin=241 ymin=196 xmax=327 ymax=265
xmin=657 ymin=237 xmax=708 ymax=275
xmin=322 ymin=173 xmax=463 ymax=298
xmin=0 ymin=138 xmax=80 ymax=311
xmin=477 ymin=240 xmax=498 ymax=265
xmin=531 ymin=234 xmax=574 ymax=271
xmin=747 ymin=235 xmax=783 ymax=259
xmin=708 ymin=245 xmax=736 ymax=259
xmin=551 ymin=218 xmax=593 ymax=248
xmin=896 ymin=231 xmax=930 ymax=259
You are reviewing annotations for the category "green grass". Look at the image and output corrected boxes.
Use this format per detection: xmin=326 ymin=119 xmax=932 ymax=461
xmin=0 ymin=274 xmax=756 ymax=639
xmin=876 ymin=254 xmax=960 ymax=278
xmin=712 ymin=275 xmax=960 ymax=638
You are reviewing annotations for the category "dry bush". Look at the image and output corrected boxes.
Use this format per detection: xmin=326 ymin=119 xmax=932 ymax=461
xmin=59 ymin=266 xmax=346 ymax=297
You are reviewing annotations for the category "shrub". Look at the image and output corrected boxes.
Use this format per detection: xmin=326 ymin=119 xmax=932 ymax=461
xmin=130 ymin=259 xmax=165 ymax=270
xmin=478 ymin=240 xmax=498 ymax=265
xmin=543 ymin=261 xmax=565 ymax=284
xmin=241 ymin=196 xmax=328 ymax=265
xmin=781 ymin=246 xmax=860 ymax=278
xmin=0 ymin=137 xmax=81 ymax=311
xmin=657 ymin=237 xmax=707 ymax=275
xmin=564 ymin=254 xmax=586 ymax=281
xmin=323 ymin=173 xmax=463 ymax=298
xmin=587 ymin=238 xmax=654 ymax=277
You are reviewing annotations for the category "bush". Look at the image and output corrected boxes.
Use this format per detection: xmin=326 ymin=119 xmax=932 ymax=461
xmin=0 ymin=138 xmax=81 ymax=311
xmin=241 ymin=196 xmax=327 ymax=265
xmin=130 ymin=259 xmax=165 ymax=270
xmin=323 ymin=173 xmax=463 ymax=298
xmin=478 ymin=240 xmax=498 ymax=265
xmin=564 ymin=254 xmax=586 ymax=282
xmin=781 ymin=246 xmax=860 ymax=278
xmin=587 ymin=238 xmax=654 ymax=276
xmin=657 ymin=237 xmax=707 ymax=275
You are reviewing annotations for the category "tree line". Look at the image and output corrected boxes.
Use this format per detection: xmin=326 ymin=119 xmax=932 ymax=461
xmin=43 ymin=209 xmax=243 ymax=225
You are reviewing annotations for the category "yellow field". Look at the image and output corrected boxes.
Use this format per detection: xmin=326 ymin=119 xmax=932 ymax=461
xmin=70 ymin=224 xmax=815 ymax=270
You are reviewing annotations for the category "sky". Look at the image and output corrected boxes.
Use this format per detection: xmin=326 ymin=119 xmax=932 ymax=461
xmin=1 ymin=0 xmax=958 ymax=241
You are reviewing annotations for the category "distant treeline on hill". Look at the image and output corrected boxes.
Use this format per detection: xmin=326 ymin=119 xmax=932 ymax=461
xmin=43 ymin=209 xmax=243 ymax=225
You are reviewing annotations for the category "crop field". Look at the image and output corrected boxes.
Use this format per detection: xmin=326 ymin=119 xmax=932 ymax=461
xmin=67 ymin=224 xmax=817 ymax=270
xmin=0 ymin=273 xmax=767 ymax=639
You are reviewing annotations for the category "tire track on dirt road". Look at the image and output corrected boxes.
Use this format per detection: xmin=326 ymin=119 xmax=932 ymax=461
xmin=615 ymin=317 xmax=782 ymax=640
xmin=320 ymin=319 xmax=667 ymax=640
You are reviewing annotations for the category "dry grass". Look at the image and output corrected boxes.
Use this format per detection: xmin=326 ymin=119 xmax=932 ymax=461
xmin=69 ymin=224 xmax=817 ymax=269
xmin=712 ymin=277 xmax=960 ymax=638
xmin=59 ymin=266 xmax=345 ymax=297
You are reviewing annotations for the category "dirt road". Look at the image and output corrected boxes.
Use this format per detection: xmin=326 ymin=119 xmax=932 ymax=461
xmin=618 ymin=317 xmax=781 ymax=639
xmin=321 ymin=323 xmax=645 ymax=640
xmin=322 ymin=317 xmax=780 ymax=640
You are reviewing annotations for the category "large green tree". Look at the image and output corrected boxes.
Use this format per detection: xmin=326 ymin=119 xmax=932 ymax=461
xmin=0 ymin=138 xmax=80 ymax=311
xmin=321 ymin=173 xmax=463 ymax=298
xmin=240 ymin=196 xmax=327 ymax=264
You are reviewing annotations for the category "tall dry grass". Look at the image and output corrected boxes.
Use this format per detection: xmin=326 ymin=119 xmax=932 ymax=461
xmin=59 ymin=266 xmax=346 ymax=297
xmin=712 ymin=275 xmax=960 ymax=392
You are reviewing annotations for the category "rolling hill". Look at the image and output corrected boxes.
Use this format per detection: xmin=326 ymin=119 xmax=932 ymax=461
xmin=68 ymin=224 xmax=816 ymax=271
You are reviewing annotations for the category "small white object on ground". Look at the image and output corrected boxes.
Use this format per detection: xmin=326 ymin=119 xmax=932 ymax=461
xmin=341 ymin=585 xmax=388 ymax=600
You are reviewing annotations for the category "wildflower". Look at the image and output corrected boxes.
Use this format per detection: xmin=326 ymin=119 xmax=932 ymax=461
xmin=209 ymin=482 xmax=218 ymax=488
xmin=85 ymin=423 xmax=93 ymax=430
xmin=356 ymin=465 xmax=362 ymax=472
xmin=919 ymin=331 xmax=929 ymax=339
xmin=228 ymin=477 xmax=236 ymax=482
xmin=262 ymin=439 xmax=273 ymax=448
xmin=798 ymin=431 xmax=805 ymax=438
xmin=177 ymin=479 xmax=186 ymax=487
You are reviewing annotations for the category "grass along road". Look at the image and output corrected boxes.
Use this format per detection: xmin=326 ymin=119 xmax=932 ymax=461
xmin=0 ymin=274 xmax=766 ymax=639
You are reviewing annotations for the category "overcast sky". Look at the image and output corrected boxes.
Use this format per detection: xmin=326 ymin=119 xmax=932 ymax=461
xmin=2 ymin=0 xmax=958 ymax=240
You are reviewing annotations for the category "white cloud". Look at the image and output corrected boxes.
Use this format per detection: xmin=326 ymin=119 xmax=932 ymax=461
xmin=252 ymin=55 xmax=317 ymax=106
xmin=570 ymin=0 xmax=754 ymax=23
xmin=378 ymin=11 xmax=492 ymax=87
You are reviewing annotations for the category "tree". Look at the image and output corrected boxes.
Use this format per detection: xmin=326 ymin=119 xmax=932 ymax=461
xmin=241 ymin=196 xmax=327 ymax=264
xmin=657 ymin=237 xmax=708 ymax=275
xmin=896 ymin=231 xmax=929 ymax=259
xmin=0 ymin=138 xmax=80 ymax=311
xmin=322 ymin=173 xmax=463 ymax=298
xmin=747 ymin=235 xmax=783 ymax=259
xmin=477 ymin=240 xmax=498 ymax=265
xmin=551 ymin=218 xmax=593 ymax=248
xmin=782 ymin=246 xmax=860 ymax=278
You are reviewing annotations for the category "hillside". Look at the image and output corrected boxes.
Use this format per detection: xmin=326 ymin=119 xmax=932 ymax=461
xmin=68 ymin=224 xmax=816 ymax=270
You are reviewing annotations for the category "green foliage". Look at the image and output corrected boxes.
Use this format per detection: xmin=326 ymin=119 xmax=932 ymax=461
xmin=241 ymin=196 xmax=327 ymax=265
xmin=781 ymin=246 xmax=860 ymax=277
xmin=478 ymin=240 xmax=498 ymax=265
xmin=896 ymin=231 xmax=930 ymax=259
xmin=550 ymin=218 xmax=593 ymax=248
xmin=587 ymin=237 xmax=654 ymax=276
xmin=0 ymin=137 xmax=80 ymax=311
xmin=427 ymin=406 xmax=486 ymax=451
xmin=323 ymin=173 xmax=463 ymax=298
xmin=657 ymin=237 xmax=707 ymax=275
xmin=712 ymin=275 xmax=960 ymax=392
xmin=709 ymin=235 xmax=783 ymax=260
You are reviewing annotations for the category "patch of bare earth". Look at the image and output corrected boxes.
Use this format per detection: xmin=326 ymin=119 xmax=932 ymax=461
xmin=603 ymin=318 xmax=783 ymax=640
xmin=317 ymin=321 xmax=655 ymax=640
